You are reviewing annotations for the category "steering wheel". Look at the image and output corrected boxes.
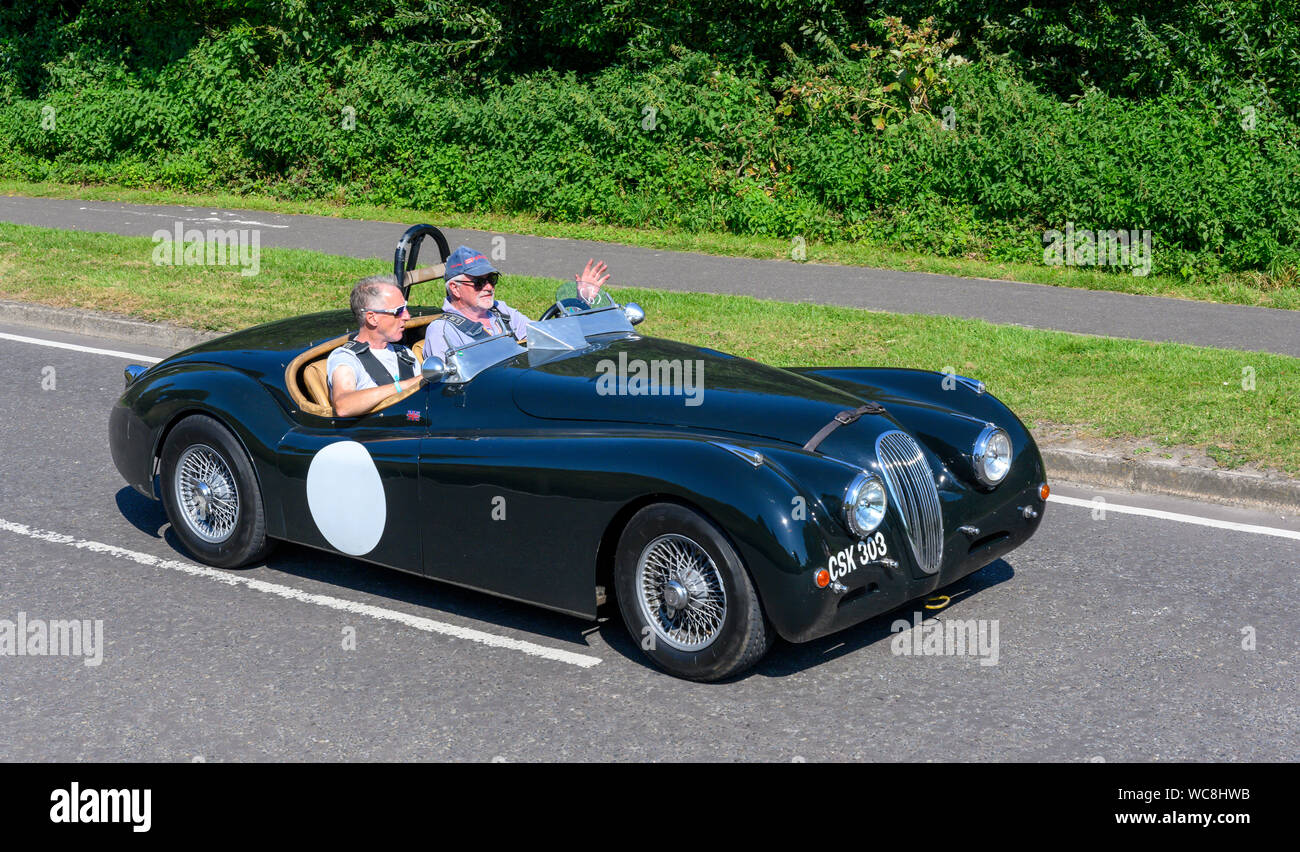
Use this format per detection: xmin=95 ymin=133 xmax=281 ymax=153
xmin=539 ymin=297 xmax=592 ymax=321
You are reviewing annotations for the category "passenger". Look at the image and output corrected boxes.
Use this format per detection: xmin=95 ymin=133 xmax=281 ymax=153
xmin=328 ymin=274 xmax=422 ymax=417
xmin=423 ymin=245 xmax=610 ymax=360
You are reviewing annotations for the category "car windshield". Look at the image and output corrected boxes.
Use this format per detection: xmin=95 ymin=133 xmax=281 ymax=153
xmin=439 ymin=286 xmax=635 ymax=383
xmin=553 ymin=280 xmax=615 ymax=314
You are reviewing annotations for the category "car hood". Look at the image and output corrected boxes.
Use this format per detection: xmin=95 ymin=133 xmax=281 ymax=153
xmin=511 ymin=336 xmax=893 ymax=445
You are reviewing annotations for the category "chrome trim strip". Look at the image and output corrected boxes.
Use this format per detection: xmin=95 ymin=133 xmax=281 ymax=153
xmin=711 ymin=442 xmax=764 ymax=467
xmin=124 ymin=364 xmax=147 ymax=389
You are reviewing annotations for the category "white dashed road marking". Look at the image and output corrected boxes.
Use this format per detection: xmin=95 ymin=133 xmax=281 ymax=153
xmin=77 ymin=205 xmax=291 ymax=228
xmin=0 ymin=518 xmax=603 ymax=669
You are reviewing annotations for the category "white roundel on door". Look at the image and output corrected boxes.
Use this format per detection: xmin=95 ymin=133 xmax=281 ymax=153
xmin=306 ymin=440 xmax=386 ymax=556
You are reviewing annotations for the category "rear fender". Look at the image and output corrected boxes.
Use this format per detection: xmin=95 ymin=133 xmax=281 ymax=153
xmin=113 ymin=363 xmax=295 ymax=537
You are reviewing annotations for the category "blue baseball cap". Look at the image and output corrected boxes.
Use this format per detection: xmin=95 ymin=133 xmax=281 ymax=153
xmin=444 ymin=245 xmax=498 ymax=280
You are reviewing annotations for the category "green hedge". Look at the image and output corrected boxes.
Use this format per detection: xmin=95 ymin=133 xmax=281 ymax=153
xmin=2 ymin=5 xmax=1297 ymax=278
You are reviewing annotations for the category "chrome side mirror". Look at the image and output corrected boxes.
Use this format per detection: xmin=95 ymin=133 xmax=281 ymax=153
xmin=421 ymin=355 xmax=448 ymax=382
xmin=623 ymin=302 xmax=645 ymax=326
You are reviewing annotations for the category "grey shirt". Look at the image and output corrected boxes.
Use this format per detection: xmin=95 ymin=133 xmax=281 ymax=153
xmin=423 ymin=298 xmax=531 ymax=362
xmin=326 ymin=343 xmax=412 ymax=392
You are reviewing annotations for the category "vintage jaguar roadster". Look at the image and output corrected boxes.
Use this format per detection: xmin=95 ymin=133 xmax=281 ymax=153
xmin=110 ymin=225 xmax=1047 ymax=680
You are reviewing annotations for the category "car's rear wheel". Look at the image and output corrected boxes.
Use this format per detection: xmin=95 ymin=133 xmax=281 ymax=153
xmin=614 ymin=503 xmax=772 ymax=681
xmin=159 ymin=414 xmax=272 ymax=568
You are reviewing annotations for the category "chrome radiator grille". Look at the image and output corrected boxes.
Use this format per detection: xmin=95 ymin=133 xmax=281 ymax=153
xmin=875 ymin=431 xmax=944 ymax=574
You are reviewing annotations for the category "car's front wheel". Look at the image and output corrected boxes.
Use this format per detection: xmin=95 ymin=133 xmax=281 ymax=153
xmin=614 ymin=503 xmax=772 ymax=681
xmin=159 ymin=414 xmax=273 ymax=568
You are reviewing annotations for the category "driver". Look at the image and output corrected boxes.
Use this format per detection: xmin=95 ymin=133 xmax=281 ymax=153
xmin=423 ymin=245 xmax=610 ymax=361
xmin=328 ymin=274 xmax=423 ymax=417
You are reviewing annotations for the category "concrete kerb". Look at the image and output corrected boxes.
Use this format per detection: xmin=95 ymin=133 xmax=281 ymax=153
xmin=4 ymin=299 xmax=1296 ymax=514
xmin=1041 ymin=447 xmax=1300 ymax=514
xmin=0 ymin=299 xmax=220 ymax=351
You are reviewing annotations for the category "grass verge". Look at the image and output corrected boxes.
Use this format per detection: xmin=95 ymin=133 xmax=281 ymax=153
xmin=4 ymin=178 xmax=1298 ymax=311
xmin=2 ymin=220 xmax=1295 ymax=473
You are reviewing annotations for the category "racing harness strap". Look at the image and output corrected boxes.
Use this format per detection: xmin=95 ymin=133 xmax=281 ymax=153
xmin=342 ymin=338 xmax=416 ymax=387
xmin=803 ymin=403 xmax=887 ymax=453
xmin=441 ymin=307 xmax=515 ymax=341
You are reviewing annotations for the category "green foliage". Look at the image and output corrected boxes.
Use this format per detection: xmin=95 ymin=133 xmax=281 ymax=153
xmin=0 ymin=1 xmax=1297 ymax=279
xmin=776 ymin=16 xmax=961 ymax=132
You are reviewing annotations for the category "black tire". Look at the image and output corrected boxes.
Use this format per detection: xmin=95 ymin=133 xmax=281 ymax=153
xmin=159 ymin=414 xmax=273 ymax=568
xmin=614 ymin=503 xmax=773 ymax=681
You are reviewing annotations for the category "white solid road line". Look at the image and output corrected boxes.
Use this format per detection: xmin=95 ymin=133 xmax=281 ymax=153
xmin=0 ymin=518 xmax=603 ymax=669
xmin=0 ymin=331 xmax=161 ymax=364
xmin=1048 ymin=494 xmax=1300 ymax=541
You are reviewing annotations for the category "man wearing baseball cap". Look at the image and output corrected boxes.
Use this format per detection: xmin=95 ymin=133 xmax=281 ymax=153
xmin=423 ymin=245 xmax=610 ymax=360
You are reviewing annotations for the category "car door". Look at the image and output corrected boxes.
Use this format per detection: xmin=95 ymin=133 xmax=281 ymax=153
xmin=417 ymin=370 xmax=599 ymax=619
xmin=276 ymin=387 xmax=431 ymax=571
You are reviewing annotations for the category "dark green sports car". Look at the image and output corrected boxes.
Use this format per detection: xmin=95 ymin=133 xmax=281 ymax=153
xmin=110 ymin=225 xmax=1047 ymax=681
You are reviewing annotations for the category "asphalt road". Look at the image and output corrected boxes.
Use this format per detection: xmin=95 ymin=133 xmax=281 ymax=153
xmin=1 ymin=319 xmax=1296 ymax=761
xmin=3 ymin=195 xmax=1299 ymax=358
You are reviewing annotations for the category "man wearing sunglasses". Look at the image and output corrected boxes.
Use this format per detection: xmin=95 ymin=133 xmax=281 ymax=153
xmin=327 ymin=274 xmax=423 ymax=417
xmin=423 ymin=245 xmax=610 ymax=360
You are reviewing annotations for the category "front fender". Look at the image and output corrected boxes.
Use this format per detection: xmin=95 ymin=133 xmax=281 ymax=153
xmin=790 ymin=366 xmax=1045 ymax=490
xmin=567 ymin=436 xmax=871 ymax=641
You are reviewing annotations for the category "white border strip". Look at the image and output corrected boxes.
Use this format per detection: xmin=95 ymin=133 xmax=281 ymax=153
xmin=0 ymin=332 xmax=161 ymax=364
xmin=0 ymin=518 xmax=602 ymax=669
xmin=1048 ymin=494 xmax=1300 ymax=541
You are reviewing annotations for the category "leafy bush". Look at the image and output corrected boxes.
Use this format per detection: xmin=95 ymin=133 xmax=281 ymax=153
xmin=1 ymin=2 xmax=1296 ymax=278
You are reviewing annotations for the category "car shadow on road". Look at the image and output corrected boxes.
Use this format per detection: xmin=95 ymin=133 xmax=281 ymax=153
xmin=213 ymin=538 xmax=603 ymax=651
xmin=115 ymin=487 xmax=168 ymax=539
xmin=128 ymin=482 xmax=1017 ymax=677
xmin=590 ymin=559 xmax=1018 ymax=682
xmin=754 ymin=559 xmax=1016 ymax=679
xmin=112 ymin=488 xmax=604 ymax=651
xmin=119 ymin=485 xmax=599 ymax=650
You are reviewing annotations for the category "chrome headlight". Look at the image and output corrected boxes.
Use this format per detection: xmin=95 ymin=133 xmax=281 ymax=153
xmin=973 ymin=426 xmax=1013 ymax=486
xmin=843 ymin=472 xmax=888 ymax=537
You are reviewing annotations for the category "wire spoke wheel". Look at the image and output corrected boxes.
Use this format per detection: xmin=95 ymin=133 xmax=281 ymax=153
xmin=636 ymin=533 xmax=727 ymax=652
xmin=174 ymin=444 xmax=240 ymax=544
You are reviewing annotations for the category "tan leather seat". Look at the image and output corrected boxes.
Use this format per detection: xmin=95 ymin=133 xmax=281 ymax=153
xmin=284 ymin=313 xmax=438 ymax=419
xmin=303 ymin=361 xmax=331 ymax=409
